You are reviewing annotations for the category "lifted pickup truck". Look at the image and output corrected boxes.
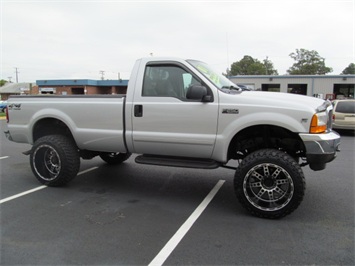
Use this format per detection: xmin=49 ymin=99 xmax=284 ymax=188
xmin=5 ymin=57 xmax=340 ymax=219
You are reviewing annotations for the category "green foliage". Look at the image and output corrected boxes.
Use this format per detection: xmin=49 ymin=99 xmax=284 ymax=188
xmin=287 ymin=48 xmax=333 ymax=75
xmin=263 ymin=57 xmax=278 ymax=75
xmin=230 ymin=55 xmax=278 ymax=75
xmin=341 ymin=63 xmax=355 ymax=74
xmin=0 ymin=79 xmax=7 ymax=87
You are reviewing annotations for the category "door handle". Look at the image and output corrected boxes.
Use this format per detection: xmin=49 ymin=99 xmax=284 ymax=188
xmin=134 ymin=105 xmax=143 ymax=117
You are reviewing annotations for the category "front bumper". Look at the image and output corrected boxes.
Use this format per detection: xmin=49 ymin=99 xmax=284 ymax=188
xmin=299 ymin=130 xmax=341 ymax=171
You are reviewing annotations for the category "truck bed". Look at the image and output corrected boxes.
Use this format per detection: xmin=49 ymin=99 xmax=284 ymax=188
xmin=6 ymin=95 xmax=127 ymax=153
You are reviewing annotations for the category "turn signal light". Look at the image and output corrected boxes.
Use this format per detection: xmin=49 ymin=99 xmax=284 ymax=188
xmin=310 ymin=114 xmax=327 ymax=134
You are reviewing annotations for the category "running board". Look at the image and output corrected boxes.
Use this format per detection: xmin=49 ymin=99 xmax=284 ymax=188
xmin=135 ymin=155 xmax=221 ymax=169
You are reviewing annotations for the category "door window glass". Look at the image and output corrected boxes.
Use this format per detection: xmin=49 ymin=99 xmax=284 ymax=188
xmin=143 ymin=65 xmax=202 ymax=100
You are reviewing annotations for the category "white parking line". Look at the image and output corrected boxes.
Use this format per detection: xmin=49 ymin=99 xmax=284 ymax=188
xmin=0 ymin=185 xmax=47 ymax=204
xmin=0 ymin=156 xmax=9 ymax=160
xmin=148 ymin=179 xmax=225 ymax=266
xmin=77 ymin=166 xmax=99 ymax=176
xmin=0 ymin=166 xmax=99 ymax=204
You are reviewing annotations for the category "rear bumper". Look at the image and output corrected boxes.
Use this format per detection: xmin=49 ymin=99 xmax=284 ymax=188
xmin=332 ymin=123 xmax=355 ymax=130
xmin=299 ymin=130 xmax=341 ymax=171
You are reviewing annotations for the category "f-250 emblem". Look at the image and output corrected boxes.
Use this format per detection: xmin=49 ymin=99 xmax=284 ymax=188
xmin=222 ymin=109 xmax=239 ymax=114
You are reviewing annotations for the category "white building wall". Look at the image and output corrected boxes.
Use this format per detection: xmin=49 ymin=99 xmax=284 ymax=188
xmin=230 ymin=75 xmax=355 ymax=99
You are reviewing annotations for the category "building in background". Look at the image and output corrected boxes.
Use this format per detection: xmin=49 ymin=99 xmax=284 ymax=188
xmin=2 ymin=75 xmax=354 ymax=100
xmin=36 ymin=79 xmax=128 ymax=95
xmin=0 ymin=82 xmax=38 ymax=100
xmin=229 ymin=75 xmax=355 ymax=100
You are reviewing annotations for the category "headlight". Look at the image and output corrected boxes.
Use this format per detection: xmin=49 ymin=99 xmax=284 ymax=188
xmin=310 ymin=112 xmax=328 ymax=133
xmin=316 ymin=100 xmax=331 ymax=112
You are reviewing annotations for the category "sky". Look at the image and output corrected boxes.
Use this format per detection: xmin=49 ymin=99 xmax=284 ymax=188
xmin=1 ymin=0 xmax=354 ymax=82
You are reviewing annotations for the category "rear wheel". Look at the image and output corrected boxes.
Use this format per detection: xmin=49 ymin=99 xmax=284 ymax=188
xmin=30 ymin=135 xmax=80 ymax=186
xmin=99 ymin=152 xmax=131 ymax=165
xmin=234 ymin=149 xmax=305 ymax=219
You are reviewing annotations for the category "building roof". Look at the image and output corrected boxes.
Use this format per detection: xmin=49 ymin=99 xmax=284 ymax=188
xmin=36 ymin=79 xmax=129 ymax=87
xmin=0 ymin=82 xmax=33 ymax=94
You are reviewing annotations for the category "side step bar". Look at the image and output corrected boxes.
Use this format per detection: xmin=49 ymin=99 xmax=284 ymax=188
xmin=135 ymin=155 xmax=221 ymax=169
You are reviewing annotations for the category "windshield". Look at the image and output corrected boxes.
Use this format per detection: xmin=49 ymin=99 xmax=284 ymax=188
xmin=187 ymin=60 xmax=239 ymax=91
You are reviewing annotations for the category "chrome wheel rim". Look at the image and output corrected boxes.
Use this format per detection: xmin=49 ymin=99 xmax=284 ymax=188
xmin=33 ymin=144 xmax=61 ymax=181
xmin=243 ymin=163 xmax=294 ymax=212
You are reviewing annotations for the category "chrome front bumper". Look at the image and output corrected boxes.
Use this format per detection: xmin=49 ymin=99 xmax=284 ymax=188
xmin=299 ymin=130 xmax=341 ymax=171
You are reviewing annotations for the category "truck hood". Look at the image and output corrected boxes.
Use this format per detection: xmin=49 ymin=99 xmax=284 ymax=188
xmin=235 ymin=91 xmax=326 ymax=111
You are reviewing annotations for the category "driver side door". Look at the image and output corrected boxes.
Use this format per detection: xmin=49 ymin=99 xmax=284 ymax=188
xmin=131 ymin=63 xmax=218 ymax=158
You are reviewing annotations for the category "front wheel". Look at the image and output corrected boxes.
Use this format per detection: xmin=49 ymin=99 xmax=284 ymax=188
xmin=30 ymin=135 xmax=80 ymax=187
xmin=234 ymin=149 xmax=305 ymax=219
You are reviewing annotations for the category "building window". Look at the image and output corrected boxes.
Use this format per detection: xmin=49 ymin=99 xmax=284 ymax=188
xmin=72 ymin=87 xmax=85 ymax=94
xmin=288 ymin=84 xmax=307 ymax=95
xmin=262 ymin=84 xmax=280 ymax=92
xmin=333 ymin=84 xmax=354 ymax=99
xmin=40 ymin=87 xmax=56 ymax=94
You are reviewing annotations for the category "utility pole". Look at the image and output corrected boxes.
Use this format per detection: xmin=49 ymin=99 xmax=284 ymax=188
xmin=14 ymin=67 xmax=19 ymax=83
xmin=99 ymin=70 xmax=105 ymax=80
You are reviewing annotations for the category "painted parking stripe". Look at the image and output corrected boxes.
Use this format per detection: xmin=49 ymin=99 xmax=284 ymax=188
xmin=0 ymin=156 xmax=9 ymax=160
xmin=0 ymin=166 xmax=99 ymax=204
xmin=77 ymin=166 xmax=99 ymax=176
xmin=0 ymin=185 xmax=47 ymax=204
xmin=148 ymin=179 xmax=225 ymax=266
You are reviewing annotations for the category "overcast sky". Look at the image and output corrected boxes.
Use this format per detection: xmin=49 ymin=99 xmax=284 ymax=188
xmin=1 ymin=0 xmax=354 ymax=82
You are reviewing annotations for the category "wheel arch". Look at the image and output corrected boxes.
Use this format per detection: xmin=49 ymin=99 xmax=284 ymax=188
xmin=226 ymin=124 xmax=306 ymax=161
xmin=33 ymin=117 xmax=75 ymax=143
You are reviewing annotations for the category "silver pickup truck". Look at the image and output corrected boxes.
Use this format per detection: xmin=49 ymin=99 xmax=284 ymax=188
xmin=4 ymin=57 xmax=340 ymax=219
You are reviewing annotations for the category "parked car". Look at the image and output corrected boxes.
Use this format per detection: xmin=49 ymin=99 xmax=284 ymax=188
xmin=0 ymin=100 xmax=7 ymax=112
xmin=332 ymin=99 xmax=355 ymax=130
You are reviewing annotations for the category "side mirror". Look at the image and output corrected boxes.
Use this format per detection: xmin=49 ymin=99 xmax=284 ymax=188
xmin=186 ymin=85 xmax=212 ymax=102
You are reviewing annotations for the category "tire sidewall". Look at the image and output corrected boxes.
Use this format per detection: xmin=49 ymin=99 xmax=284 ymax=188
xmin=30 ymin=135 xmax=80 ymax=186
xmin=234 ymin=149 xmax=305 ymax=219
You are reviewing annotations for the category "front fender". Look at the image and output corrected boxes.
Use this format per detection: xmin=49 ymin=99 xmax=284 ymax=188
xmin=212 ymin=111 xmax=308 ymax=163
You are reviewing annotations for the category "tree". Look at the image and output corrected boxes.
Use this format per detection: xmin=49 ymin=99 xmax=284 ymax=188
xmin=230 ymin=55 xmax=278 ymax=75
xmin=287 ymin=48 xmax=333 ymax=75
xmin=0 ymin=79 xmax=7 ymax=87
xmin=341 ymin=63 xmax=355 ymax=74
xmin=263 ymin=57 xmax=279 ymax=75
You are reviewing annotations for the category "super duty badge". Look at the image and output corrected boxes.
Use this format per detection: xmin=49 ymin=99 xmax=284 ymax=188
xmin=222 ymin=109 xmax=239 ymax=114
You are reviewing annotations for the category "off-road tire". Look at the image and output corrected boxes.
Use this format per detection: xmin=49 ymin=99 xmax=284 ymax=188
xmin=99 ymin=152 xmax=131 ymax=165
xmin=30 ymin=135 xmax=80 ymax=186
xmin=234 ymin=149 xmax=305 ymax=219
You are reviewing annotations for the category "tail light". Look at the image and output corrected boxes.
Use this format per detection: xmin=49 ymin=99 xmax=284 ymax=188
xmin=5 ymin=106 xmax=9 ymax=123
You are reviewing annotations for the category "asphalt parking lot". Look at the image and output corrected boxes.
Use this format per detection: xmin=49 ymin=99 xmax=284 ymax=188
xmin=1 ymin=119 xmax=354 ymax=266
